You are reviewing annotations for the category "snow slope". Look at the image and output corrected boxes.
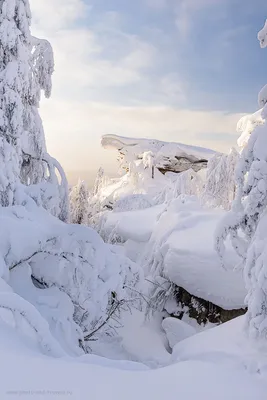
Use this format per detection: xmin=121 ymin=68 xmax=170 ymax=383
xmin=100 ymin=204 xmax=165 ymax=243
xmin=0 ymin=316 xmax=266 ymax=400
xmin=172 ymin=316 xmax=267 ymax=375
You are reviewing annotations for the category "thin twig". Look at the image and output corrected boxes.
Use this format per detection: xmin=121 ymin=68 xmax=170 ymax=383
xmin=84 ymin=299 xmax=124 ymax=341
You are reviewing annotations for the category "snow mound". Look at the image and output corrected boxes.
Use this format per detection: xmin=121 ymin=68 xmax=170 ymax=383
xmin=0 ymin=316 xmax=266 ymax=400
xmin=171 ymin=316 xmax=267 ymax=376
xmin=144 ymin=197 xmax=246 ymax=309
xmin=162 ymin=317 xmax=196 ymax=349
xmin=99 ymin=204 xmax=165 ymax=243
xmin=113 ymin=194 xmax=154 ymax=212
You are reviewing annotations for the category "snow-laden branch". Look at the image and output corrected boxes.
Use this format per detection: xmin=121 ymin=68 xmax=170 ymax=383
xmin=0 ymin=292 xmax=65 ymax=357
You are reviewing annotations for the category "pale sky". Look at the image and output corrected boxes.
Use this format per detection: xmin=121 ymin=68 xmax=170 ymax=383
xmin=31 ymin=0 xmax=267 ymax=183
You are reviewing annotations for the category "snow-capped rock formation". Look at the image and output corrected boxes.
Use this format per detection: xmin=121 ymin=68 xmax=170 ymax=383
xmin=101 ymin=134 xmax=218 ymax=174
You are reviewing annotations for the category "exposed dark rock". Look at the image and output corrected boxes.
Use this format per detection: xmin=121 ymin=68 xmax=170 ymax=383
xmin=165 ymin=285 xmax=246 ymax=325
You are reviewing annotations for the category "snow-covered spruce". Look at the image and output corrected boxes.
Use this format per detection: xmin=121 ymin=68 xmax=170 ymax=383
xmin=0 ymin=0 xmax=31 ymax=206
xmin=69 ymin=179 xmax=90 ymax=225
xmin=202 ymin=148 xmax=239 ymax=211
xmin=0 ymin=0 xmax=68 ymax=220
xmin=216 ymin=19 xmax=267 ymax=343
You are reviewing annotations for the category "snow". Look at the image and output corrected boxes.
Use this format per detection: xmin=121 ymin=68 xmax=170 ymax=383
xmin=258 ymin=19 xmax=267 ymax=48
xmin=96 ymin=168 xmax=167 ymax=206
xmin=98 ymin=195 xmax=246 ymax=309
xmin=0 ymin=315 xmax=267 ymax=400
xmin=171 ymin=316 xmax=267 ymax=374
xmin=162 ymin=317 xmax=196 ymax=348
xmin=0 ymin=203 xmax=143 ymax=354
xmin=117 ymin=309 xmax=170 ymax=367
xmin=214 ymin=23 xmax=267 ymax=343
xmin=113 ymin=193 xmax=154 ymax=212
xmin=237 ymin=109 xmax=263 ymax=148
xmin=143 ymin=197 xmax=246 ymax=309
xmin=100 ymin=204 xmax=164 ymax=243
xmin=102 ymin=134 xmax=218 ymax=162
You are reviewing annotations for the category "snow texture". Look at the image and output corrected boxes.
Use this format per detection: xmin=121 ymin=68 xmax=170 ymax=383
xmin=102 ymin=134 xmax=218 ymax=177
xmin=162 ymin=317 xmax=196 ymax=349
xmin=143 ymin=197 xmax=246 ymax=309
xmin=0 ymin=315 xmax=266 ymax=399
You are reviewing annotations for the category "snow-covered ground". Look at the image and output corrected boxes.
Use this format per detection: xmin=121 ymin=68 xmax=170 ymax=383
xmin=0 ymin=313 xmax=266 ymax=400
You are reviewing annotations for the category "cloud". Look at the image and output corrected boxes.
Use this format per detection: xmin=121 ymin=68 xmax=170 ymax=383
xmin=40 ymin=99 xmax=243 ymax=174
xmin=30 ymin=0 xmax=89 ymax=31
xmin=160 ymin=74 xmax=186 ymax=103
xmin=31 ymin=2 xmax=158 ymax=92
xmin=174 ymin=0 xmax=225 ymax=37
xmin=30 ymin=0 xmax=243 ymax=180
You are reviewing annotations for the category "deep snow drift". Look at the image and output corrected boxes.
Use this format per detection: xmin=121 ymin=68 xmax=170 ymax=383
xmin=0 ymin=313 xmax=266 ymax=400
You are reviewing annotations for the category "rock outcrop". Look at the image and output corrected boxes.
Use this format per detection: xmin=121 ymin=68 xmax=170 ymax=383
xmin=101 ymin=134 xmax=218 ymax=174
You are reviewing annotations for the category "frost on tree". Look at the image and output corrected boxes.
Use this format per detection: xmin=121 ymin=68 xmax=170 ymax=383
xmin=215 ymin=19 xmax=267 ymax=343
xmin=21 ymin=37 xmax=54 ymax=186
xmin=0 ymin=0 xmax=68 ymax=220
xmin=69 ymin=180 xmax=90 ymax=225
xmin=0 ymin=0 xmax=31 ymax=206
xmin=0 ymin=206 xmax=143 ymax=355
xmin=237 ymin=109 xmax=264 ymax=149
xmin=202 ymin=148 xmax=239 ymax=210
xmin=93 ymin=167 xmax=104 ymax=196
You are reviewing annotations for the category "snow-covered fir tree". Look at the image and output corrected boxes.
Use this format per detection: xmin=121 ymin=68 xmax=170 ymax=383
xmin=93 ymin=167 xmax=104 ymax=196
xmin=202 ymin=148 xmax=239 ymax=210
xmin=0 ymin=0 xmax=32 ymax=206
xmin=69 ymin=179 xmax=90 ymax=225
xmin=216 ymin=19 xmax=267 ymax=342
xmin=0 ymin=0 xmax=68 ymax=220
xmin=20 ymin=36 xmax=54 ymax=186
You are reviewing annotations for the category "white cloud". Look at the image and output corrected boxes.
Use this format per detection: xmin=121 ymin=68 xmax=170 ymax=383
xmin=31 ymin=1 xmax=157 ymax=91
xmin=175 ymin=0 xmax=224 ymax=37
xmin=160 ymin=74 xmax=186 ymax=102
xmin=30 ymin=0 xmax=89 ymax=31
xmin=30 ymin=0 xmax=242 ymax=181
xmin=40 ymin=99 xmax=243 ymax=174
